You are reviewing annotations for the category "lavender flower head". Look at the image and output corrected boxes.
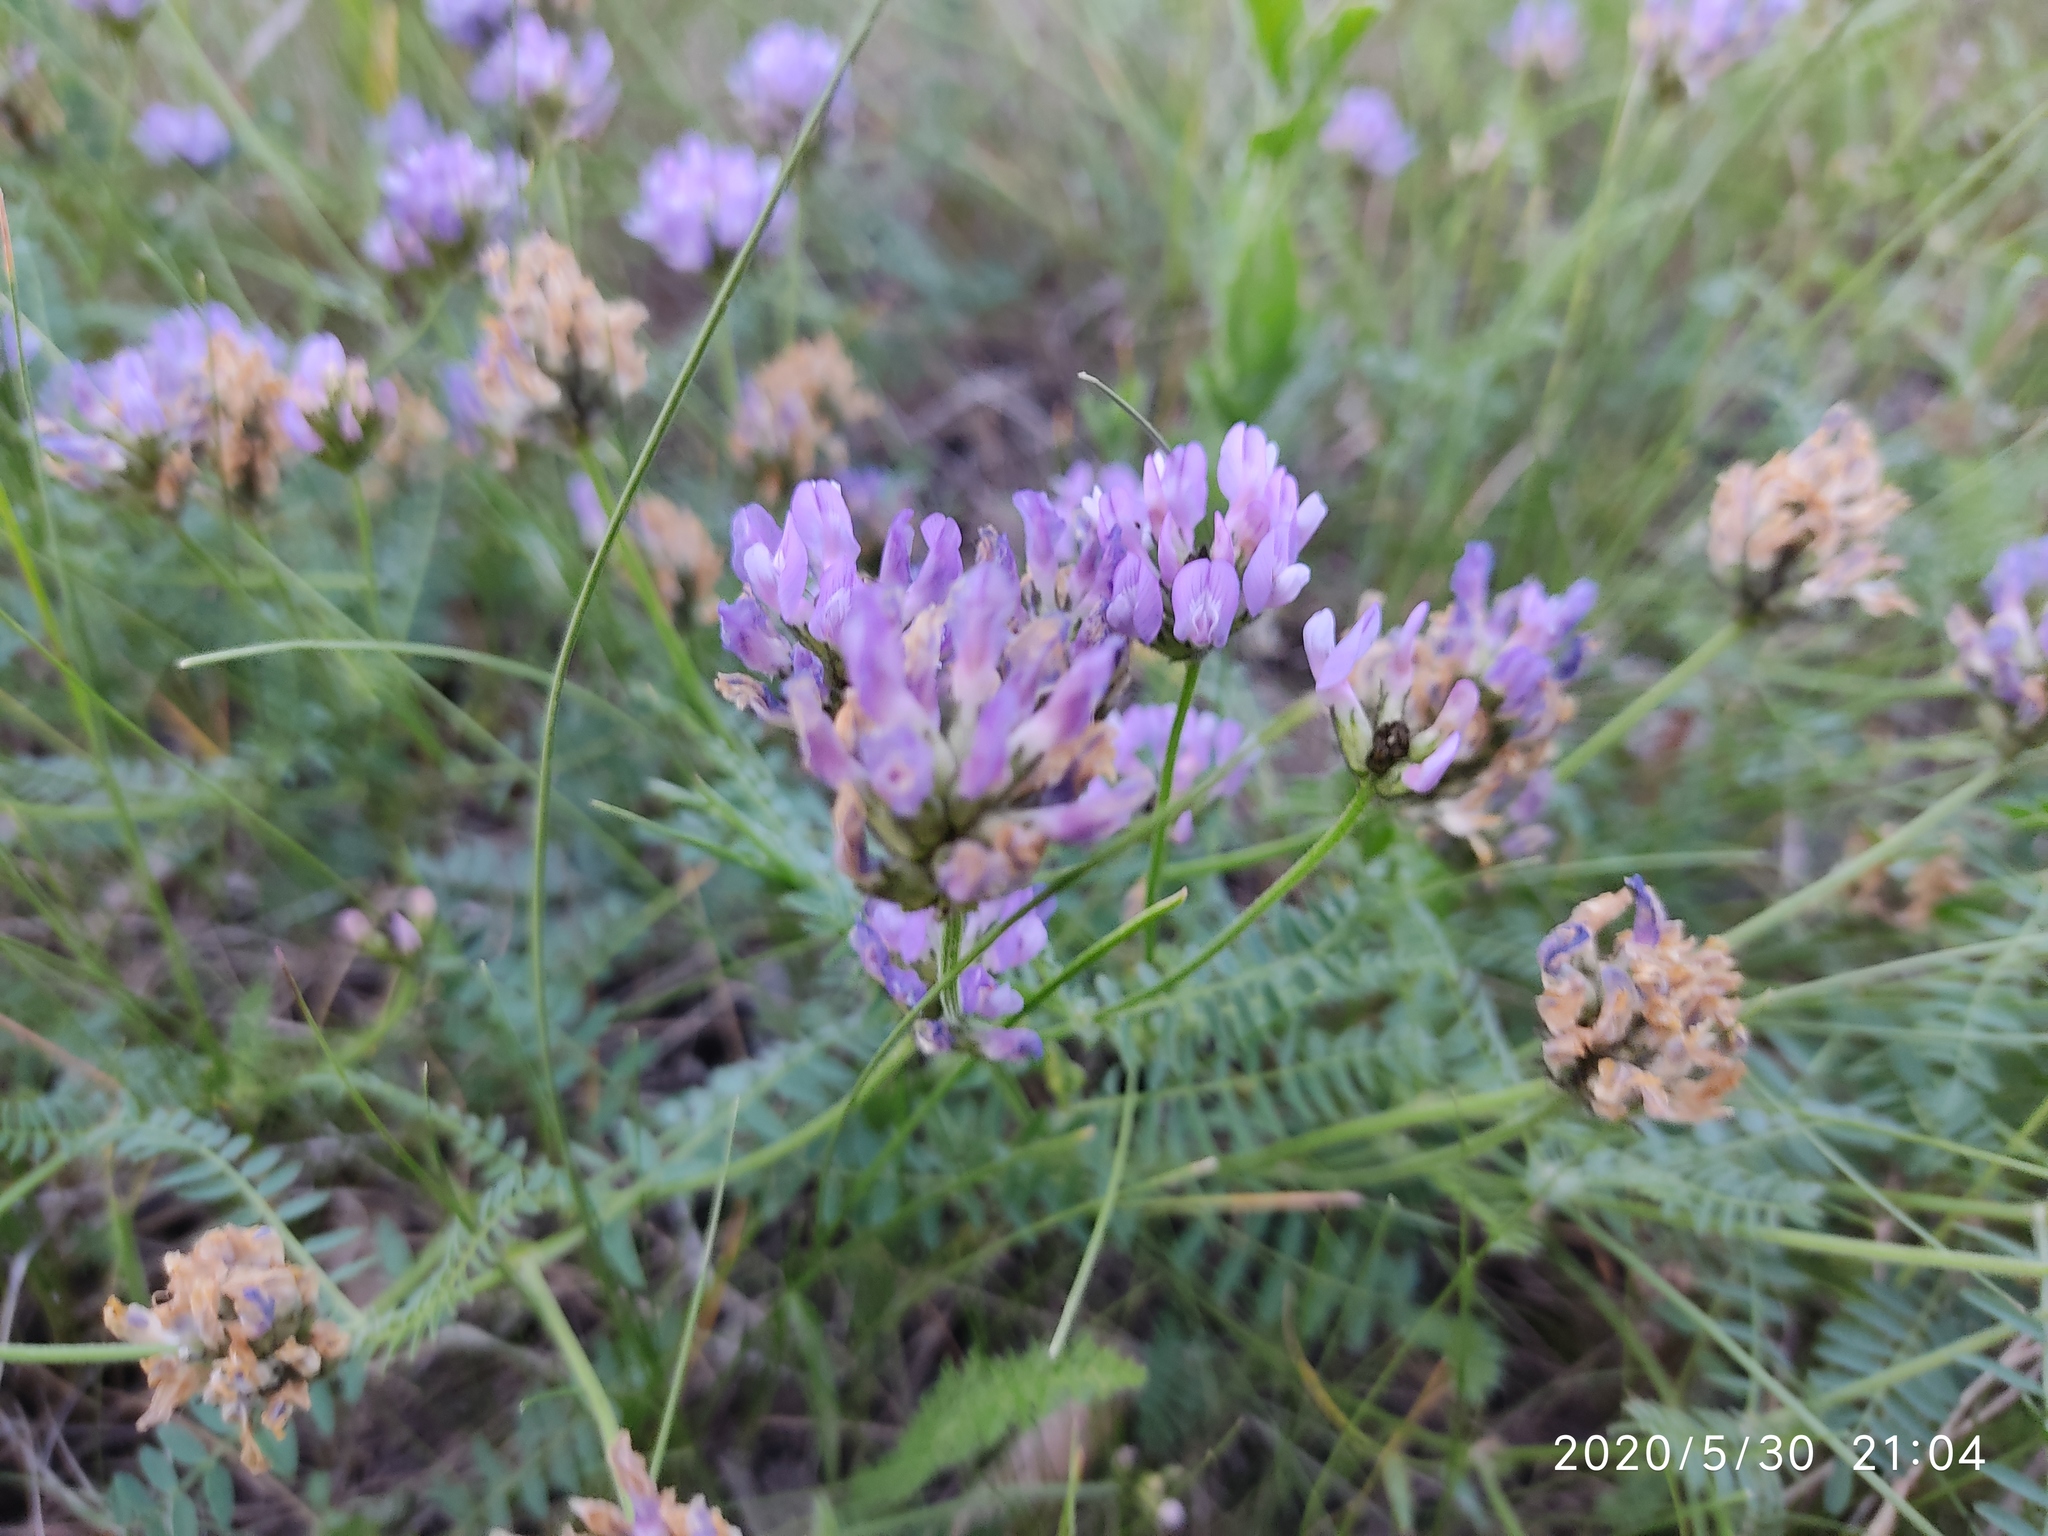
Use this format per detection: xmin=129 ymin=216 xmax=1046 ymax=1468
xmin=277 ymin=334 xmax=399 ymax=472
xmin=132 ymin=102 xmax=231 ymax=169
xmin=1319 ymin=88 xmax=1416 ymax=178
xmin=728 ymin=21 xmax=853 ymax=149
xmin=1495 ymin=1 xmax=1584 ymax=81
xmin=68 ymin=0 xmax=156 ymax=39
xmin=1947 ymin=536 xmax=2048 ymax=747
xmin=1633 ymin=0 xmax=1804 ymax=97
xmin=1305 ymin=541 xmax=1596 ymax=861
xmin=1009 ymin=422 xmax=1327 ymax=659
xmin=425 ymin=0 xmax=513 ymax=48
xmin=565 ymin=1433 xmax=741 ymax=1536
xmin=849 ymin=890 xmax=1054 ymax=1059
xmin=715 ymin=478 xmax=1154 ymax=913
xmin=624 ymin=134 xmax=791 ymax=274
xmin=1111 ymin=704 xmax=1254 ymax=843
xmin=362 ymin=114 xmax=526 ymax=273
xmin=470 ymin=15 xmax=617 ymax=143
xmin=38 ymin=304 xmax=293 ymax=509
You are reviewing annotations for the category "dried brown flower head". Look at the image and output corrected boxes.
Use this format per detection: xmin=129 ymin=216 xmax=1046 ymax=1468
xmin=204 ymin=328 xmax=293 ymax=503
xmin=1707 ymin=403 xmax=1914 ymax=619
xmin=533 ymin=1432 xmax=741 ymax=1536
xmin=1536 ymin=876 xmax=1747 ymax=1123
xmin=728 ymin=333 xmax=879 ymax=500
xmin=467 ymin=234 xmax=648 ymax=459
xmin=1844 ymin=828 xmax=1971 ymax=932
xmin=103 ymin=1224 xmax=349 ymax=1472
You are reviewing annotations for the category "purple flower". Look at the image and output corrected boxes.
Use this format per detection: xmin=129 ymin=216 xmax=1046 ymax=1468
xmin=1309 ymin=541 xmax=1597 ymax=861
xmin=374 ymin=97 xmax=440 ymax=160
xmin=1495 ymin=1 xmax=1584 ymax=80
xmin=850 ymin=921 xmax=925 ymax=1008
xmin=718 ymin=596 xmax=793 ymax=676
xmin=1948 ymin=535 xmax=2048 ymax=740
xmin=1320 ymin=88 xmax=1416 ymax=177
xmin=1171 ymin=559 xmax=1240 ymax=649
xmin=132 ymin=103 xmax=230 ymax=169
xmin=425 ymin=0 xmax=513 ymax=48
xmin=979 ymin=1026 xmax=1044 ymax=1062
xmin=727 ymin=20 xmax=853 ymax=148
xmin=1144 ymin=441 xmax=1209 ymax=581
xmin=363 ymin=124 xmax=525 ymax=272
xmin=624 ymin=135 xmax=791 ymax=274
xmin=959 ymin=966 xmax=1022 ymax=1018
xmin=277 ymin=334 xmax=397 ymax=470
xmin=1633 ymin=0 xmax=1804 ymax=96
xmin=470 ymin=16 xmax=617 ymax=142
xmin=963 ymin=888 xmax=1052 ymax=971
xmin=1113 ymin=704 xmax=1254 ymax=842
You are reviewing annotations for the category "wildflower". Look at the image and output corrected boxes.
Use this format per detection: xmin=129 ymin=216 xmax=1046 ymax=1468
xmin=715 ymin=478 xmax=1153 ymax=911
xmin=1947 ymin=534 xmax=2048 ymax=747
xmin=624 ymin=134 xmax=792 ymax=274
xmin=728 ymin=20 xmax=853 ymax=149
xmin=1536 ymin=876 xmax=1746 ymax=1123
xmin=425 ymin=0 xmax=513 ymax=48
xmin=728 ymin=333 xmax=880 ymax=500
xmin=102 ymin=1225 xmax=349 ymax=1473
xmin=1111 ymin=704 xmax=1254 ymax=843
xmin=1012 ymin=423 xmax=1327 ymax=658
xmin=452 ymin=235 xmax=648 ymax=461
xmin=1844 ymin=828 xmax=1971 ymax=932
xmin=1307 ymin=541 xmax=1595 ymax=860
xmin=527 ymin=1431 xmax=740 ymax=1536
xmin=67 ymin=0 xmax=156 ymax=39
xmin=1633 ymin=0 xmax=1804 ymax=98
xmin=40 ymin=305 xmax=292 ymax=509
xmin=0 ymin=47 xmax=64 ymax=154
xmin=1495 ymin=1 xmax=1583 ymax=80
xmin=469 ymin=15 xmax=617 ymax=143
xmin=132 ymin=102 xmax=231 ymax=169
xmin=362 ymin=116 xmax=525 ymax=273
xmin=1319 ymin=88 xmax=1416 ymax=178
xmin=277 ymin=334 xmax=398 ymax=472
xmin=568 ymin=474 xmax=722 ymax=623
xmin=1707 ymin=403 xmax=1914 ymax=619
xmin=849 ymin=889 xmax=1052 ymax=1058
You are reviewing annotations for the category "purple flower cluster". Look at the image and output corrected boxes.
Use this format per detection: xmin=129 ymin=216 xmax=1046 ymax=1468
xmin=362 ymin=104 xmax=525 ymax=273
xmin=39 ymin=306 xmax=393 ymax=508
xmin=715 ymin=478 xmax=1154 ymax=915
xmin=1947 ymin=536 xmax=2048 ymax=743
xmin=1010 ymin=423 xmax=1327 ymax=656
xmin=624 ymin=135 xmax=791 ymax=274
xmin=470 ymin=15 xmax=617 ymax=142
xmin=1111 ymin=704 xmax=1254 ymax=843
xmin=278 ymin=334 xmax=399 ymax=471
xmin=68 ymin=0 xmax=156 ymax=38
xmin=727 ymin=21 xmax=853 ymax=149
xmin=424 ymin=0 xmax=514 ymax=49
xmin=1306 ymin=541 xmax=1596 ymax=861
xmin=1319 ymin=88 xmax=1416 ymax=178
xmin=1495 ymin=1 xmax=1584 ymax=81
xmin=850 ymin=892 xmax=1051 ymax=1060
xmin=132 ymin=102 xmax=231 ymax=169
xmin=1633 ymin=0 xmax=1803 ymax=97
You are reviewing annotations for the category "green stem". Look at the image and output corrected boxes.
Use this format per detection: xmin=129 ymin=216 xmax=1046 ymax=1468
xmin=1142 ymin=656 xmax=1203 ymax=962
xmin=350 ymin=474 xmax=380 ymax=636
xmin=0 ymin=1341 xmax=172 ymax=1364
xmin=1076 ymin=371 xmax=1170 ymax=454
xmin=511 ymin=1255 xmax=629 ymax=1501
xmin=1047 ymin=1067 xmax=1138 ymax=1359
xmin=1160 ymin=828 xmax=1320 ymax=884
xmin=650 ymin=1103 xmax=737 ymax=1473
xmin=1106 ymin=783 xmax=1376 ymax=1017
xmin=522 ymin=0 xmax=885 ymax=1262
xmin=1746 ymin=932 xmax=2048 ymax=1014
xmin=1015 ymin=888 xmax=1186 ymax=1027
xmin=940 ymin=912 xmax=964 ymax=1018
xmin=1551 ymin=618 xmax=1745 ymax=785
xmin=1534 ymin=57 xmax=1649 ymax=451
xmin=1722 ymin=763 xmax=2004 ymax=951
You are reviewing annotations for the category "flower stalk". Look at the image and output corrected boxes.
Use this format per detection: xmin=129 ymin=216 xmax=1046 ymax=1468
xmin=1142 ymin=655 xmax=1203 ymax=960
xmin=1552 ymin=617 xmax=1746 ymax=784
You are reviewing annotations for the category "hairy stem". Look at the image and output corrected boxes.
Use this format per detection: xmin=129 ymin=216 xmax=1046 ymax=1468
xmin=1142 ymin=655 xmax=1202 ymax=962
xmin=1551 ymin=618 xmax=1746 ymax=785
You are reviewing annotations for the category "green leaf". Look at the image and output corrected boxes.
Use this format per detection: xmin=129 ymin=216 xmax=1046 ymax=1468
xmin=845 ymin=1339 xmax=1146 ymax=1511
xmin=170 ymin=1491 xmax=199 ymax=1536
xmin=1305 ymin=4 xmax=1380 ymax=93
xmin=1218 ymin=211 xmax=1301 ymax=421
xmin=202 ymin=1463 xmax=235 ymax=1527
xmin=157 ymin=1422 xmax=207 ymax=1467
xmin=1245 ymin=0 xmax=1306 ymax=86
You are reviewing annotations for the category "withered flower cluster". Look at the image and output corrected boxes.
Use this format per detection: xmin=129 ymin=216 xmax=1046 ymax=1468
xmin=103 ymin=1225 xmax=349 ymax=1472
